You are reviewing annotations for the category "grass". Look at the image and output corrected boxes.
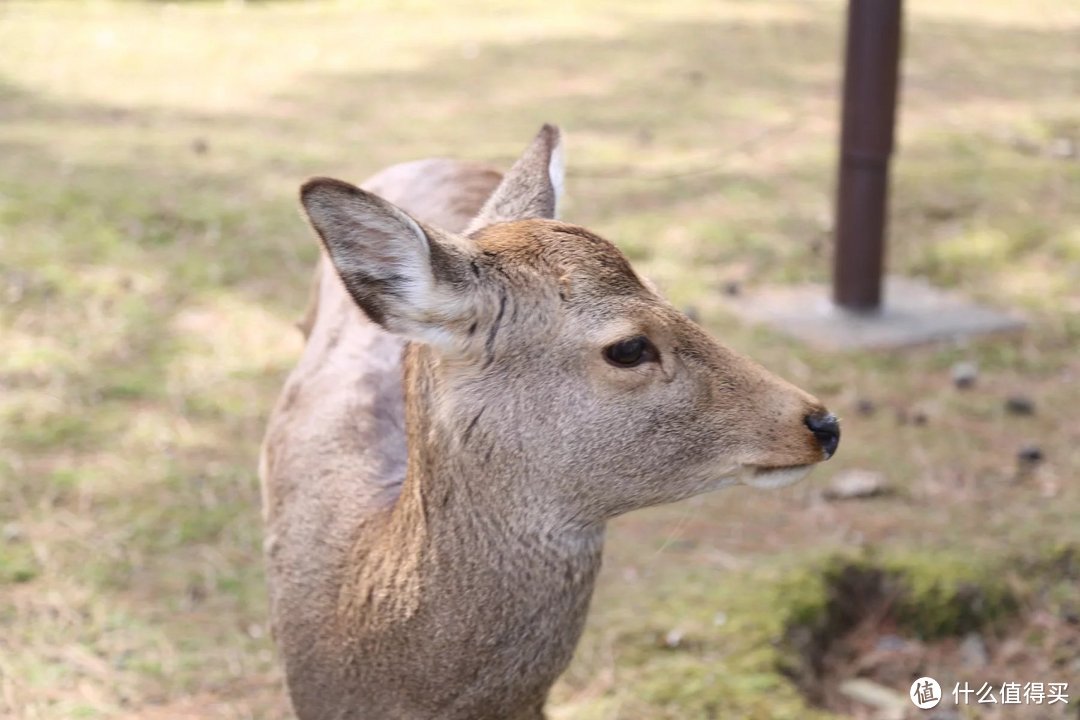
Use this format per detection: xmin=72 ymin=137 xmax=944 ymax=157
xmin=1 ymin=0 xmax=1078 ymax=717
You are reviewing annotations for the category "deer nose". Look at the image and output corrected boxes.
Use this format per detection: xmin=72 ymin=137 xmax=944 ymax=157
xmin=805 ymin=412 xmax=840 ymax=459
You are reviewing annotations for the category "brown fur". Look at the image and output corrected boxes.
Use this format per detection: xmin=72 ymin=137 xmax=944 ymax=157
xmin=259 ymin=126 xmax=836 ymax=719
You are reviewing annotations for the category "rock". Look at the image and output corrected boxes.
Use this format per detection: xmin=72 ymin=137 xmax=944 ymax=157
xmin=874 ymin=634 xmax=908 ymax=652
xmin=722 ymin=280 xmax=741 ymax=297
xmin=838 ymin=679 xmax=907 ymax=719
xmin=1018 ymin=444 xmax=1044 ymax=465
xmin=959 ymin=632 xmax=990 ymax=667
xmin=4 ymin=272 xmax=28 ymax=303
xmin=191 ymin=137 xmax=209 ymax=155
xmin=895 ymin=406 xmax=930 ymax=426
xmin=855 ymin=398 xmax=876 ymax=417
xmin=683 ymin=305 xmax=701 ymax=323
xmin=1049 ymin=137 xmax=1076 ymax=160
xmin=823 ymin=470 xmax=893 ymax=501
xmin=995 ymin=638 xmax=1030 ymax=665
xmin=1008 ymin=134 xmax=1041 ymax=156
xmin=854 ymin=635 xmax=918 ymax=675
xmin=1004 ymin=395 xmax=1036 ymax=416
xmin=951 ymin=361 xmax=978 ymax=389
xmin=663 ymin=628 xmax=684 ymax=648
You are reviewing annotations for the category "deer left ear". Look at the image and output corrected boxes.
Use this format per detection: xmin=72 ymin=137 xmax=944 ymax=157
xmin=464 ymin=124 xmax=565 ymax=234
xmin=300 ymin=177 xmax=478 ymax=349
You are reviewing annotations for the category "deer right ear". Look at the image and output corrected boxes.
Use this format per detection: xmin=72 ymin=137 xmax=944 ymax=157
xmin=300 ymin=178 xmax=474 ymax=347
xmin=464 ymin=123 xmax=565 ymax=234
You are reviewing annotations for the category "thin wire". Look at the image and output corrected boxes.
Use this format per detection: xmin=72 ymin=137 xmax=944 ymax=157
xmin=649 ymin=500 xmax=698 ymax=560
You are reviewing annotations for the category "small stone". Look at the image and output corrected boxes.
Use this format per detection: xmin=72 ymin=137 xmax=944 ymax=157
xmin=4 ymin=272 xmax=28 ymax=304
xmin=837 ymin=679 xmax=907 ymax=717
xmin=912 ymin=410 xmax=929 ymax=426
xmin=855 ymin=398 xmax=876 ymax=416
xmin=1049 ymin=137 xmax=1076 ymax=159
xmin=712 ymin=612 xmax=727 ymax=627
xmin=683 ymin=305 xmax=701 ymax=323
xmin=1 ymin=523 xmax=22 ymax=542
xmin=1017 ymin=444 xmax=1044 ymax=465
xmin=874 ymin=634 xmax=908 ymax=652
xmin=722 ymin=280 xmax=741 ymax=297
xmin=191 ymin=137 xmax=209 ymax=155
xmin=951 ymin=361 xmax=978 ymax=389
xmin=1004 ymin=395 xmax=1035 ymax=416
xmin=663 ymin=629 xmax=684 ymax=648
xmin=1009 ymin=134 xmax=1041 ymax=156
xmin=823 ymin=470 xmax=892 ymax=501
xmin=959 ymin=632 xmax=989 ymax=667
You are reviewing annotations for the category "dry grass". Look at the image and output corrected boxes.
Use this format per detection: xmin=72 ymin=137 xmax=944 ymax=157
xmin=1 ymin=0 xmax=1077 ymax=717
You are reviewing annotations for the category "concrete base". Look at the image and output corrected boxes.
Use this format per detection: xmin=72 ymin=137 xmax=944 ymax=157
xmin=720 ymin=276 xmax=1026 ymax=350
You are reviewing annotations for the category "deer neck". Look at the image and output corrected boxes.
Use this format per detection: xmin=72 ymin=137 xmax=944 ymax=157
xmin=403 ymin=339 xmax=603 ymax=562
xmin=343 ymin=342 xmax=604 ymax=636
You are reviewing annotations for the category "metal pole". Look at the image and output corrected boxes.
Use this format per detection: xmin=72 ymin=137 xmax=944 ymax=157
xmin=833 ymin=0 xmax=903 ymax=312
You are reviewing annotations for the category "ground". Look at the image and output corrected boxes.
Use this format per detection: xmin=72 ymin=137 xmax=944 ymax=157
xmin=1 ymin=1 xmax=1078 ymax=718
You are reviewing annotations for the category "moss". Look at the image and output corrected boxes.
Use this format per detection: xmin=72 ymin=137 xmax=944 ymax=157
xmin=2 ymin=409 xmax=99 ymax=453
xmin=551 ymin=559 xmax=841 ymax=718
xmin=783 ymin=549 xmax=1022 ymax=637
xmin=1022 ymin=541 xmax=1080 ymax=578
xmin=632 ymin=655 xmax=816 ymax=720
xmin=881 ymin=551 xmax=1020 ymax=639
xmin=771 ymin=546 xmax=1038 ymax=707
xmin=1016 ymin=542 xmax=1080 ymax=621
xmin=0 ymin=541 xmax=40 ymax=584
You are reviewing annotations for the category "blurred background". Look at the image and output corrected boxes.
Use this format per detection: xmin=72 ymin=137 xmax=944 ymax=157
xmin=1 ymin=1 xmax=1077 ymax=718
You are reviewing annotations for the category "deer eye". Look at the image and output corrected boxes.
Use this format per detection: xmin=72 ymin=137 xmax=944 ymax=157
xmin=603 ymin=336 xmax=658 ymax=368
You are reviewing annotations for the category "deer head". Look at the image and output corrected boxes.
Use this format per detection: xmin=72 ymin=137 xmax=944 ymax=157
xmin=299 ymin=125 xmax=838 ymax=524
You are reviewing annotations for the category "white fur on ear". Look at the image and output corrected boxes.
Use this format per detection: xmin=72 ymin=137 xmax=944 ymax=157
xmin=465 ymin=123 xmax=565 ymax=234
xmin=548 ymin=133 xmax=565 ymax=219
xmin=300 ymin=178 xmax=475 ymax=349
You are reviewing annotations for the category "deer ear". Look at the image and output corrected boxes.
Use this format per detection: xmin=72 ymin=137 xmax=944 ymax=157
xmin=300 ymin=177 xmax=474 ymax=347
xmin=464 ymin=123 xmax=565 ymax=234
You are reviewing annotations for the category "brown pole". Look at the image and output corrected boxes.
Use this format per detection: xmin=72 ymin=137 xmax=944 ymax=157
xmin=833 ymin=0 xmax=903 ymax=312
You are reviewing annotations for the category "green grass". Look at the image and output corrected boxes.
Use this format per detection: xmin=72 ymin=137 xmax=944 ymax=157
xmin=1 ymin=0 xmax=1078 ymax=717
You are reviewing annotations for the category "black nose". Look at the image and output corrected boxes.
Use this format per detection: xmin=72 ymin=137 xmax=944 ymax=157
xmin=805 ymin=412 xmax=840 ymax=459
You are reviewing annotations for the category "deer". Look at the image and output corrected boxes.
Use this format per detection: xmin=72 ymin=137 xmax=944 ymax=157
xmin=259 ymin=124 xmax=840 ymax=720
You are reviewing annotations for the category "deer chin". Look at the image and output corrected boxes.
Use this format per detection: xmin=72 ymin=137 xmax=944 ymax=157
xmin=740 ymin=464 xmax=814 ymax=490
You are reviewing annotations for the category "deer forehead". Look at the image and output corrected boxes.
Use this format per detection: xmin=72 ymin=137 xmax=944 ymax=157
xmin=471 ymin=219 xmax=647 ymax=298
xmin=464 ymin=219 xmax=711 ymax=353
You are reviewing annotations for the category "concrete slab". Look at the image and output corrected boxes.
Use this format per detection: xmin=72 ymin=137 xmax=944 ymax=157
xmin=719 ymin=276 xmax=1026 ymax=350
